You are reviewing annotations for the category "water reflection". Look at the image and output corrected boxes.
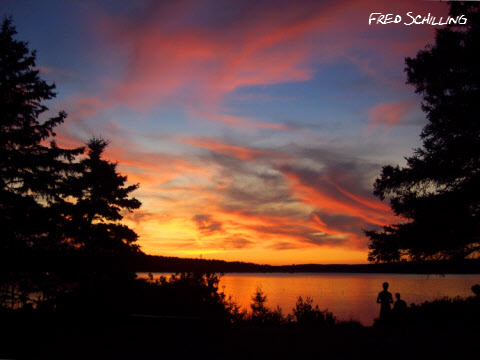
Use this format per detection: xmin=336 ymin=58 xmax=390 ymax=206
xmin=138 ymin=272 xmax=480 ymax=326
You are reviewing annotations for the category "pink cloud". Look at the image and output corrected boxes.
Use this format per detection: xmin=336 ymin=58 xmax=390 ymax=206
xmin=65 ymin=96 xmax=109 ymax=122
xmin=367 ymin=100 xmax=417 ymax=129
xmin=191 ymin=110 xmax=293 ymax=131
xmin=71 ymin=0 xmax=450 ymax=133
xmin=94 ymin=1 xmax=364 ymax=109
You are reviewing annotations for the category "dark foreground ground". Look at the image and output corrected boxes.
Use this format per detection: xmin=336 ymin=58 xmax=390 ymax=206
xmin=1 ymin=313 xmax=478 ymax=360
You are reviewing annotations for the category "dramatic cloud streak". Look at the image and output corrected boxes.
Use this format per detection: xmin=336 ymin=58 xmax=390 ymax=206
xmin=181 ymin=136 xmax=284 ymax=161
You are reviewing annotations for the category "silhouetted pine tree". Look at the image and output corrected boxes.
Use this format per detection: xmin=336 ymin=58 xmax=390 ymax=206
xmin=67 ymin=137 xmax=141 ymax=257
xmin=0 ymin=17 xmax=85 ymax=310
xmin=365 ymin=3 xmax=480 ymax=262
xmin=0 ymin=17 xmax=83 ymax=256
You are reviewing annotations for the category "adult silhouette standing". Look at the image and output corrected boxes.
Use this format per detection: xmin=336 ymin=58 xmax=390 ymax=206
xmin=377 ymin=282 xmax=393 ymax=324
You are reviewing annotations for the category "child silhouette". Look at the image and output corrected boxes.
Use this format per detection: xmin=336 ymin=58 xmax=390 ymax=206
xmin=393 ymin=292 xmax=407 ymax=313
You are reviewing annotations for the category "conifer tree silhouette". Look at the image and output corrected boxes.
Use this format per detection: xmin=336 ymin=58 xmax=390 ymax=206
xmin=68 ymin=137 xmax=141 ymax=257
xmin=365 ymin=3 xmax=480 ymax=262
xmin=0 ymin=17 xmax=82 ymax=255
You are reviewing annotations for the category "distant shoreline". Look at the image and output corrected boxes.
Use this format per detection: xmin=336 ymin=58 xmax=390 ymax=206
xmin=3 ymin=253 xmax=480 ymax=274
xmin=136 ymin=255 xmax=480 ymax=274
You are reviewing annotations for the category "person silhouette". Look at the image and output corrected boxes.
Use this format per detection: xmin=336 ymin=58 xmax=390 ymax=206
xmin=392 ymin=292 xmax=407 ymax=326
xmin=377 ymin=282 xmax=393 ymax=323
xmin=393 ymin=293 xmax=407 ymax=313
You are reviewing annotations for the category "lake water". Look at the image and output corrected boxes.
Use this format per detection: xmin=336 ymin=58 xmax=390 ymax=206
xmin=138 ymin=272 xmax=480 ymax=326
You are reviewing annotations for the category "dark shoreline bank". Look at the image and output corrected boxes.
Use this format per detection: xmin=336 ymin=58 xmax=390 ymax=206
xmin=1 ymin=313 xmax=479 ymax=360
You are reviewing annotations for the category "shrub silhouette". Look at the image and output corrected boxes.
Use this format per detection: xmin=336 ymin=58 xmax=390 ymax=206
xmin=404 ymin=296 xmax=480 ymax=327
xmin=237 ymin=289 xmax=340 ymax=327
xmin=250 ymin=286 xmax=268 ymax=319
xmin=248 ymin=286 xmax=286 ymax=326
xmin=127 ymin=272 xmax=238 ymax=327
xmin=293 ymin=296 xmax=336 ymax=328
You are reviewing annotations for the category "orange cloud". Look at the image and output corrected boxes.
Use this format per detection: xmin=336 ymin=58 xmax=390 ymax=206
xmin=181 ymin=136 xmax=279 ymax=161
xmin=331 ymin=182 xmax=391 ymax=213
xmin=282 ymin=169 xmax=396 ymax=227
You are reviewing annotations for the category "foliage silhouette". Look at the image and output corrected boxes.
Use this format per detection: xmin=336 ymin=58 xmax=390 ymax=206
xmin=292 ymin=296 xmax=336 ymax=328
xmin=472 ymin=284 xmax=480 ymax=297
xmin=248 ymin=285 xmax=286 ymax=326
xmin=222 ymin=287 xmax=343 ymax=328
xmin=365 ymin=2 xmax=480 ymax=262
xmin=126 ymin=272 xmax=240 ymax=328
xmin=129 ymin=275 xmax=346 ymax=329
xmin=250 ymin=286 xmax=268 ymax=318
xmin=0 ymin=17 xmax=85 ymax=310
xmin=0 ymin=18 xmax=142 ymax=311
xmin=0 ymin=17 xmax=83 ymax=255
xmin=65 ymin=137 xmax=141 ymax=256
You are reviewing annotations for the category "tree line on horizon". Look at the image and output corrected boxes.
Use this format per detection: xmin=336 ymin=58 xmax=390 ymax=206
xmin=137 ymin=254 xmax=480 ymax=273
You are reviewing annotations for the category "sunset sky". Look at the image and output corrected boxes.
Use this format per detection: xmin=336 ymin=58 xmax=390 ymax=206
xmin=3 ymin=0 xmax=453 ymax=265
